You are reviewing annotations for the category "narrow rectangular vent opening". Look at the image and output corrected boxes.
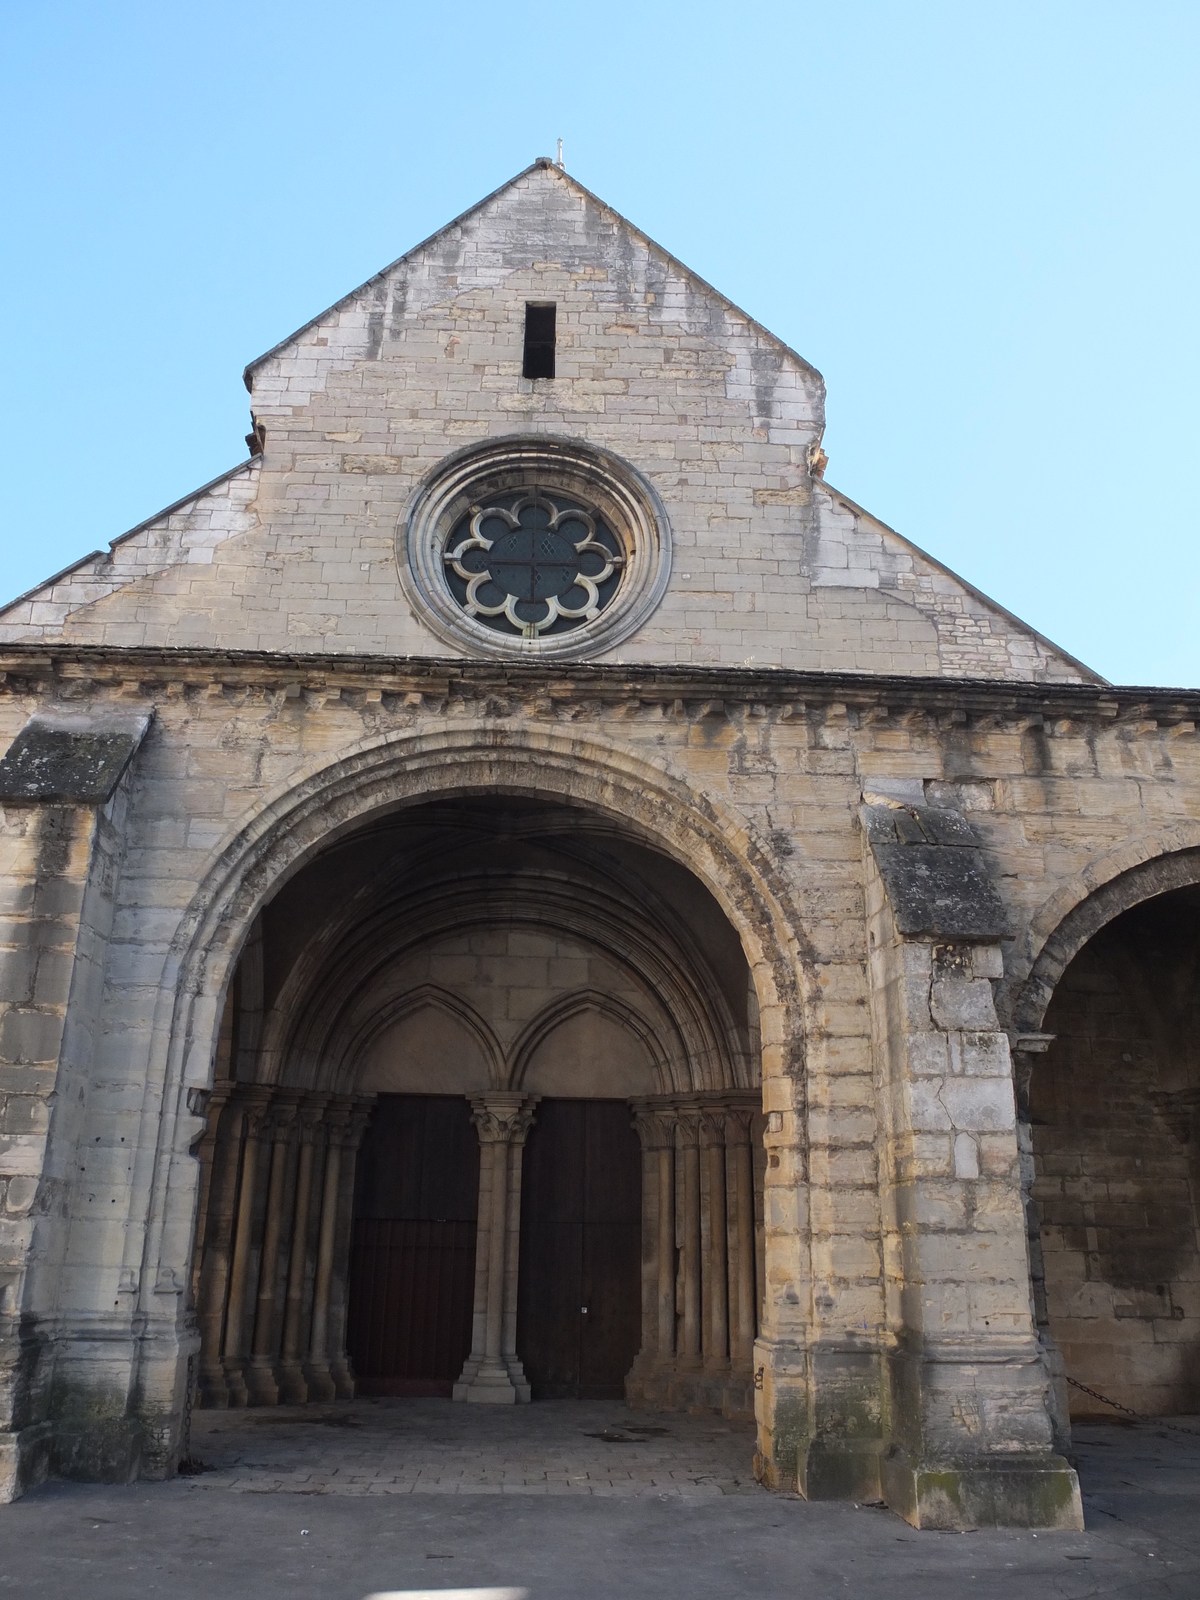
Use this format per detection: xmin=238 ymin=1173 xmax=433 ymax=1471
xmin=523 ymin=302 xmax=556 ymax=379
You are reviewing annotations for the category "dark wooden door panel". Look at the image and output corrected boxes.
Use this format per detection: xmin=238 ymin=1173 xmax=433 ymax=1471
xmin=348 ymin=1095 xmax=479 ymax=1396
xmin=583 ymin=1105 xmax=642 ymax=1224
xmin=580 ymin=1220 xmax=641 ymax=1397
xmin=349 ymin=1219 xmax=477 ymax=1394
xmin=518 ymin=1098 xmax=641 ymax=1400
xmin=519 ymin=1221 xmax=583 ymax=1398
xmin=522 ymin=1099 xmax=585 ymax=1223
xmin=355 ymin=1094 xmax=480 ymax=1221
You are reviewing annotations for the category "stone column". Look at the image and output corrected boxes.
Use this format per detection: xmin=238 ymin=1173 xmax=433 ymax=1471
xmin=328 ymin=1097 xmax=375 ymax=1399
xmin=221 ymin=1086 xmax=273 ymax=1406
xmin=453 ymin=1093 xmax=536 ymax=1404
xmin=1011 ymin=1033 xmax=1072 ymax=1455
xmin=500 ymin=1119 xmax=540 ymax=1396
xmin=303 ymin=1100 xmax=350 ymax=1403
xmin=627 ymin=1103 xmax=677 ymax=1403
xmin=245 ymin=1094 xmax=298 ymax=1405
xmin=701 ymin=1110 xmax=730 ymax=1384
xmin=193 ymin=1091 xmax=238 ymax=1408
xmin=277 ymin=1097 xmax=327 ymax=1404
xmin=656 ymin=1114 xmax=678 ymax=1371
xmin=675 ymin=1106 xmax=703 ymax=1373
xmin=189 ymin=1082 xmax=232 ymax=1307
xmin=724 ymin=1104 xmax=757 ymax=1371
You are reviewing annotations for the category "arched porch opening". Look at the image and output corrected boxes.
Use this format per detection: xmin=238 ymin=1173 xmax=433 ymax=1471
xmin=189 ymin=793 xmax=771 ymax=1420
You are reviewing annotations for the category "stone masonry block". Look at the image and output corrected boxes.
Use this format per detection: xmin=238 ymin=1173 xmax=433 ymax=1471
xmin=930 ymin=977 xmax=998 ymax=1031
xmin=938 ymin=1078 xmax=1015 ymax=1133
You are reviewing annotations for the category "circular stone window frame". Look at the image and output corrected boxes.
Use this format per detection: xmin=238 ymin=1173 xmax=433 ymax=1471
xmin=399 ymin=435 xmax=672 ymax=660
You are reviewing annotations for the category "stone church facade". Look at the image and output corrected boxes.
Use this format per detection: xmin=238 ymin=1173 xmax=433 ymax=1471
xmin=0 ymin=160 xmax=1197 ymax=1530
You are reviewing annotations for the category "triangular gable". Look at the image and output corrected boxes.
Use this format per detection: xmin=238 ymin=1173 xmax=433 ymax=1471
xmin=241 ymin=159 xmax=821 ymax=391
xmin=0 ymin=162 xmax=1099 ymax=685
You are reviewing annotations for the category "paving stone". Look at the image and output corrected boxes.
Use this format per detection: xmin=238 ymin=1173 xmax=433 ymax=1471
xmin=188 ymin=1398 xmax=762 ymax=1499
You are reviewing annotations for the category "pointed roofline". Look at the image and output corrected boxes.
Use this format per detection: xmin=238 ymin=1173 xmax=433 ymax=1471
xmin=0 ymin=458 xmax=256 ymax=618
xmin=241 ymin=159 xmax=824 ymax=390
xmin=820 ymin=479 xmax=1105 ymax=686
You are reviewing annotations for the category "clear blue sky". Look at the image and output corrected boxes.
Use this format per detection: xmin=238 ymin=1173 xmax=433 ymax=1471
xmin=2 ymin=1 xmax=1197 ymax=685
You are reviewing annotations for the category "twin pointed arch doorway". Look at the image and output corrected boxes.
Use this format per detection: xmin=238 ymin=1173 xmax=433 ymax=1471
xmin=193 ymin=797 xmax=766 ymax=1418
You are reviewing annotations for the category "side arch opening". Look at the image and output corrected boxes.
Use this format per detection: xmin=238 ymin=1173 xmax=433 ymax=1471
xmin=1018 ymin=871 xmax=1200 ymax=1426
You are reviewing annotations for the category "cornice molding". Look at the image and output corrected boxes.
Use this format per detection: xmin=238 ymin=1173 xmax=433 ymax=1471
xmin=1 ymin=643 xmax=1197 ymax=724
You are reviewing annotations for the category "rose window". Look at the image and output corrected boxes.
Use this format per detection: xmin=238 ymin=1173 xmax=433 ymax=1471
xmin=443 ymin=491 xmax=625 ymax=639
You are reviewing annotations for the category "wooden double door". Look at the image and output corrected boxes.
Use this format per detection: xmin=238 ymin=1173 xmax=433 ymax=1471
xmin=347 ymin=1094 xmax=641 ymax=1400
xmin=517 ymin=1098 xmax=642 ymax=1399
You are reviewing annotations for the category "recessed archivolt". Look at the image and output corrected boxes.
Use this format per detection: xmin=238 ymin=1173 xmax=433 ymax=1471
xmin=176 ymin=725 xmax=811 ymax=1027
xmin=274 ymin=878 xmax=728 ymax=1094
xmin=254 ymin=843 xmax=748 ymax=1090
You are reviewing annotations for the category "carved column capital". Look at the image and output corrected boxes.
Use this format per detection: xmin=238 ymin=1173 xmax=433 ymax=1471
xmin=674 ymin=1103 xmax=703 ymax=1148
xmin=323 ymin=1095 xmax=357 ymax=1144
xmin=630 ymin=1101 xmax=676 ymax=1151
xmin=469 ymin=1093 xmax=538 ymax=1146
xmin=326 ymin=1093 xmax=375 ymax=1152
xmin=721 ymin=1105 xmax=755 ymax=1143
xmin=236 ymin=1084 xmax=275 ymax=1138
xmin=700 ymin=1108 xmax=729 ymax=1148
xmin=266 ymin=1091 xmax=300 ymax=1141
xmin=343 ymin=1096 xmax=376 ymax=1152
xmin=296 ymin=1093 xmax=331 ymax=1142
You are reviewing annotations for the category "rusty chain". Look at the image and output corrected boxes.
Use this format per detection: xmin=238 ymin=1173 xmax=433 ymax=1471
xmin=1066 ymin=1375 xmax=1199 ymax=1437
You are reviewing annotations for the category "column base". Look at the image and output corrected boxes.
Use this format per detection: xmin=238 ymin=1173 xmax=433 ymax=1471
xmin=302 ymin=1362 xmax=337 ymax=1403
xmin=244 ymin=1355 xmax=280 ymax=1407
xmin=221 ymin=1360 xmax=249 ymax=1407
xmin=197 ymin=1358 xmax=230 ymax=1409
xmin=275 ymin=1359 xmax=308 ymax=1404
xmin=452 ymin=1358 xmax=527 ymax=1403
xmin=329 ymin=1357 xmax=357 ymax=1401
xmin=504 ymin=1356 xmax=532 ymax=1403
xmin=881 ymin=1449 xmax=1083 ymax=1531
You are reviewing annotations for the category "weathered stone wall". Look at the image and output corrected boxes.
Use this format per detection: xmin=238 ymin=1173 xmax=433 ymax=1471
xmin=0 ymin=648 xmax=1195 ymax=1520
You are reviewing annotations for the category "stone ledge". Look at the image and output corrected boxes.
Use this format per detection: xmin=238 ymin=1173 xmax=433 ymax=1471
xmin=861 ymin=802 xmax=1010 ymax=940
xmin=0 ymin=714 xmax=151 ymax=804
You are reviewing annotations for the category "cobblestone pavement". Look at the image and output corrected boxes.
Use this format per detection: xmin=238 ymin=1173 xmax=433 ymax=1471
xmin=188 ymin=1398 xmax=763 ymax=1498
xmin=0 ymin=1410 xmax=1197 ymax=1599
